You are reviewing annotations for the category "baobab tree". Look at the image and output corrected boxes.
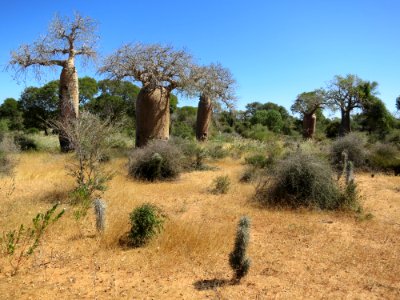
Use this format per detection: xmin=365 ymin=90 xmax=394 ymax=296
xmin=191 ymin=63 xmax=236 ymax=141
xmin=100 ymin=43 xmax=194 ymax=147
xmin=8 ymin=13 xmax=98 ymax=151
xmin=326 ymin=74 xmax=377 ymax=136
xmin=291 ymin=89 xmax=326 ymax=139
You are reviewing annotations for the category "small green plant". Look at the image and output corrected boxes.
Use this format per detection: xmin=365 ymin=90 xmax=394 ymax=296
xmin=128 ymin=203 xmax=165 ymax=247
xmin=229 ymin=216 xmax=251 ymax=284
xmin=211 ymin=175 xmax=231 ymax=194
xmin=244 ymin=154 xmax=269 ymax=168
xmin=0 ymin=204 xmax=64 ymax=275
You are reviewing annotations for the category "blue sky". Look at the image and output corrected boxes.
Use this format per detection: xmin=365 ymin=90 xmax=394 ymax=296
xmin=1 ymin=0 xmax=399 ymax=113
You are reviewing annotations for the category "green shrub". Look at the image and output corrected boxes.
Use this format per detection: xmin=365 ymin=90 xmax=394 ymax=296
xmin=128 ymin=140 xmax=183 ymax=181
xmin=368 ymin=143 xmax=400 ymax=172
xmin=14 ymin=134 xmax=38 ymax=151
xmin=205 ymin=143 xmax=229 ymax=160
xmin=244 ymin=154 xmax=269 ymax=168
xmin=255 ymin=152 xmax=346 ymax=210
xmin=210 ymin=175 xmax=231 ymax=194
xmin=128 ymin=203 xmax=165 ymax=247
xmin=25 ymin=128 xmax=40 ymax=135
xmin=330 ymin=133 xmax=367 ymax=170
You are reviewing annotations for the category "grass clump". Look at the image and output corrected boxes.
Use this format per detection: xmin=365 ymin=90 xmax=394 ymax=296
xmin=128 ymin=140 xmax=183 ymax=181
xmin=127 ymin=203 xmax=165 ymax=247
xmin=255 ymin=151 xmax=356 ymax=210
xmin=210 ymin=175 xmax=231 ymax=194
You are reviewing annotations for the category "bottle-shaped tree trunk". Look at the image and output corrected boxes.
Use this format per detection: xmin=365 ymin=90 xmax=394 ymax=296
xmin=59 ymin=59 xmax=79 ymax=152
xmin=136 ymin=87 xmax=170 ymax=147
xmin=196 ymin=94 xmax=212 ymax=142
xmin=339 ymin=109 xmax=351 ymax=136
xmin=302 ymin=113 xmax=316 ymax=139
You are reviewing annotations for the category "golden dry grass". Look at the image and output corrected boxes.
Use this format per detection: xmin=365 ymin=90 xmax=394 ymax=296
xmin=0 ymin=152 xmax=400 ymax=299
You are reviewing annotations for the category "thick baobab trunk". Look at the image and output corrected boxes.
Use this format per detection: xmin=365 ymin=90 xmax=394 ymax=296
xmin=59 ymin=59 xmax=79 ymax=152
xmin=302 ymin=113 xmax=316 ymax=139
xmin=136 ymin=87 xmax=170 ymax=147
xmin=196 ymin=95 xmax=212 ymax=142
xmin=339 ymin=109 xmax=351 ymax=136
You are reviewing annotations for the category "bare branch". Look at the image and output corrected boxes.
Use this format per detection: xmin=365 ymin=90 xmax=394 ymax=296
xmin=100 ymin=43 xmax=193 ymax=92
xmin=8 ymin=12 xmax=98 ymax=80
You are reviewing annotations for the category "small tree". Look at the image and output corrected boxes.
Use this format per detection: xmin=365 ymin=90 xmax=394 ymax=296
xmin=190 ymin=63 xmax=236 ymax=141
xmin=325 ymin=74 xmax=377 ymax=136
xmin=291 ymin=89 xmax=326 ymax=139
xmin=100 ymin=43 xmax=194 ymax=147
xmin=229 ymin=216 xmax=251 ymax=283
xmin=9 ymin=13 xmax=98 ymax=151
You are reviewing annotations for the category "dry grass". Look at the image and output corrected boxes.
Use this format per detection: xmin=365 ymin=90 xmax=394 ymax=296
xmin=0 ymin=152 xmax=400 ymax=299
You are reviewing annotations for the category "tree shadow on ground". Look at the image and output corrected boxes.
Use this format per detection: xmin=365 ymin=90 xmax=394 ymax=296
xmin=193 ymin=278 xmax=232 ymax=291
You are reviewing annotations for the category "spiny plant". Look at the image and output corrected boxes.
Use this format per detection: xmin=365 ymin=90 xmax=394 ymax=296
xmin=229 ymin=216 xmax=251 ymax=283
xmin=128 ymin=203 xmax=165 ymax=247
xmin=346 ymin=161 xmax=354 ymax=185
xmin=94 ymin=198 xmax=106 ymax=233
xmin=0 ymin=203 xmax=65 ymax=275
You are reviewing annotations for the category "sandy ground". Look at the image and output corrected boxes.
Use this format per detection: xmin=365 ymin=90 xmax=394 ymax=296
xmin=0 ymin=152 xmax=399 ymax=299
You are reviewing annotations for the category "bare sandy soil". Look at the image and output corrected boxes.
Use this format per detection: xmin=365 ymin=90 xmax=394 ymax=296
xmin=0 ymin=153 xmax=399 ymax=299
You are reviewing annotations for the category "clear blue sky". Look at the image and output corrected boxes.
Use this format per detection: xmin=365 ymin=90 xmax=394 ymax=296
xmin=1 ymin=0 xmax=399 ymax=113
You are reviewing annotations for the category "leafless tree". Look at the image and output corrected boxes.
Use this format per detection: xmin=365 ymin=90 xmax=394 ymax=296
xmin=100 ymin=43 xmax=194 ymax=147
xmin=8 ymin=12 xmax=98 ymax=152
xmin=325 ymin=74 xmax=377 ymax=136
xmin=291 ymin=89 xmax=326 ymax=139
xmin=190 ymin=63 xmax=236 ymax=141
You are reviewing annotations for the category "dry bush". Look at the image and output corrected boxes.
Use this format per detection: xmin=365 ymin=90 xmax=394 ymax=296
xmin=368 ymin=143 xmax=400 ymax=173
xmin=330 ymin=133 xmax=368 ymax=169
xmin=0 ymin=135 xmax=19 ymax=176
xmin=128 ymin=140 xmax=183 ymax=181
xmin=255 ymin=151 xmax=347 ymax=210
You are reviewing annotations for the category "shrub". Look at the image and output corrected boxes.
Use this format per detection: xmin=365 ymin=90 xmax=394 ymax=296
xmin=0 ymin=135 xmax=19 ymax=176
xmin=255 ymin=152 xmax=345 ymax=209
xmin=14 ymin=134 xmax=37 ymax=151
xmin=210 ymin=175 xmax=231 ymax=194
xmin=205 ymin=143 xmax=229 ymax=160
xmin=170 ymin=137 xmax=210 ymax=171
xmin=244 ymin=154 xmax=269 ymax=169
xmin=128 ymin=203 xmax=165 ymax=247
xmin=229 ymin=216 xmax=251 ymax=283
xmin=330 ymin=133 xmax=367 ymax=170
xmin=25 ymin=128 xmax=40 ymax=135
xmin=128 ymin=140 xmax=183 ymax=181
xmin=368 ymin=143 xmax=400 ymax=172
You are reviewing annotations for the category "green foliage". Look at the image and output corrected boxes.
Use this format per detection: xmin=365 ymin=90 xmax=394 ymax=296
xmin=210 ymin=175 xmax=231 ymax=194
xmin=241 ymin=124 xmax=275 ymax=142
xmin=229 ymin=216 xmax=251 ymax=283
xmin=78 ymin=76 xmax=98 ymax=104
xmin=0 ymin=98 xmax=24 ymax=131
xmin=205 ymin=143 xmax=229 ymax=159
xmin=359 ymin=97 xmax=395 ymax=137
xmin=244 ymin=154 xmax=269 ymax=168
xmin=325 ymin=119 xmax=341 ymax=138
xmin=251 ymin=109 xmax=283 ymax=133
xmin=0 ymin=204 xmax=64 ymax=275
xmin=128 ymin=140 xmax=183 ymax=181
xmin=330 ymin=133 xmax=367 ymax=169
xmin=368 ymin=143 xmax=400 ymax=172
xmin=128 ymin=203 xmax=165 ymax=247
xmin=255 ymin=152 xmax=344 ymax=209
xmin=19 ymin=81 xmax=59 ymax=131
xmin=14 ymin=134 xmax=38 ymax=151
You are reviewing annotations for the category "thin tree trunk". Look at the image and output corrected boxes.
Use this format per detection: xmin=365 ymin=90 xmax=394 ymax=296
xmin=339 ymin=109 xmax=351 ymax=136
xmin=196 ymin=94 xmax=212 ymax=142
xmin=136 ymin=86 xmax=170 ymax=147
xmin=302 ymin=113 xmax=316 ymax=139
xmin=59 ymin=59 xmax=79 ymax=152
